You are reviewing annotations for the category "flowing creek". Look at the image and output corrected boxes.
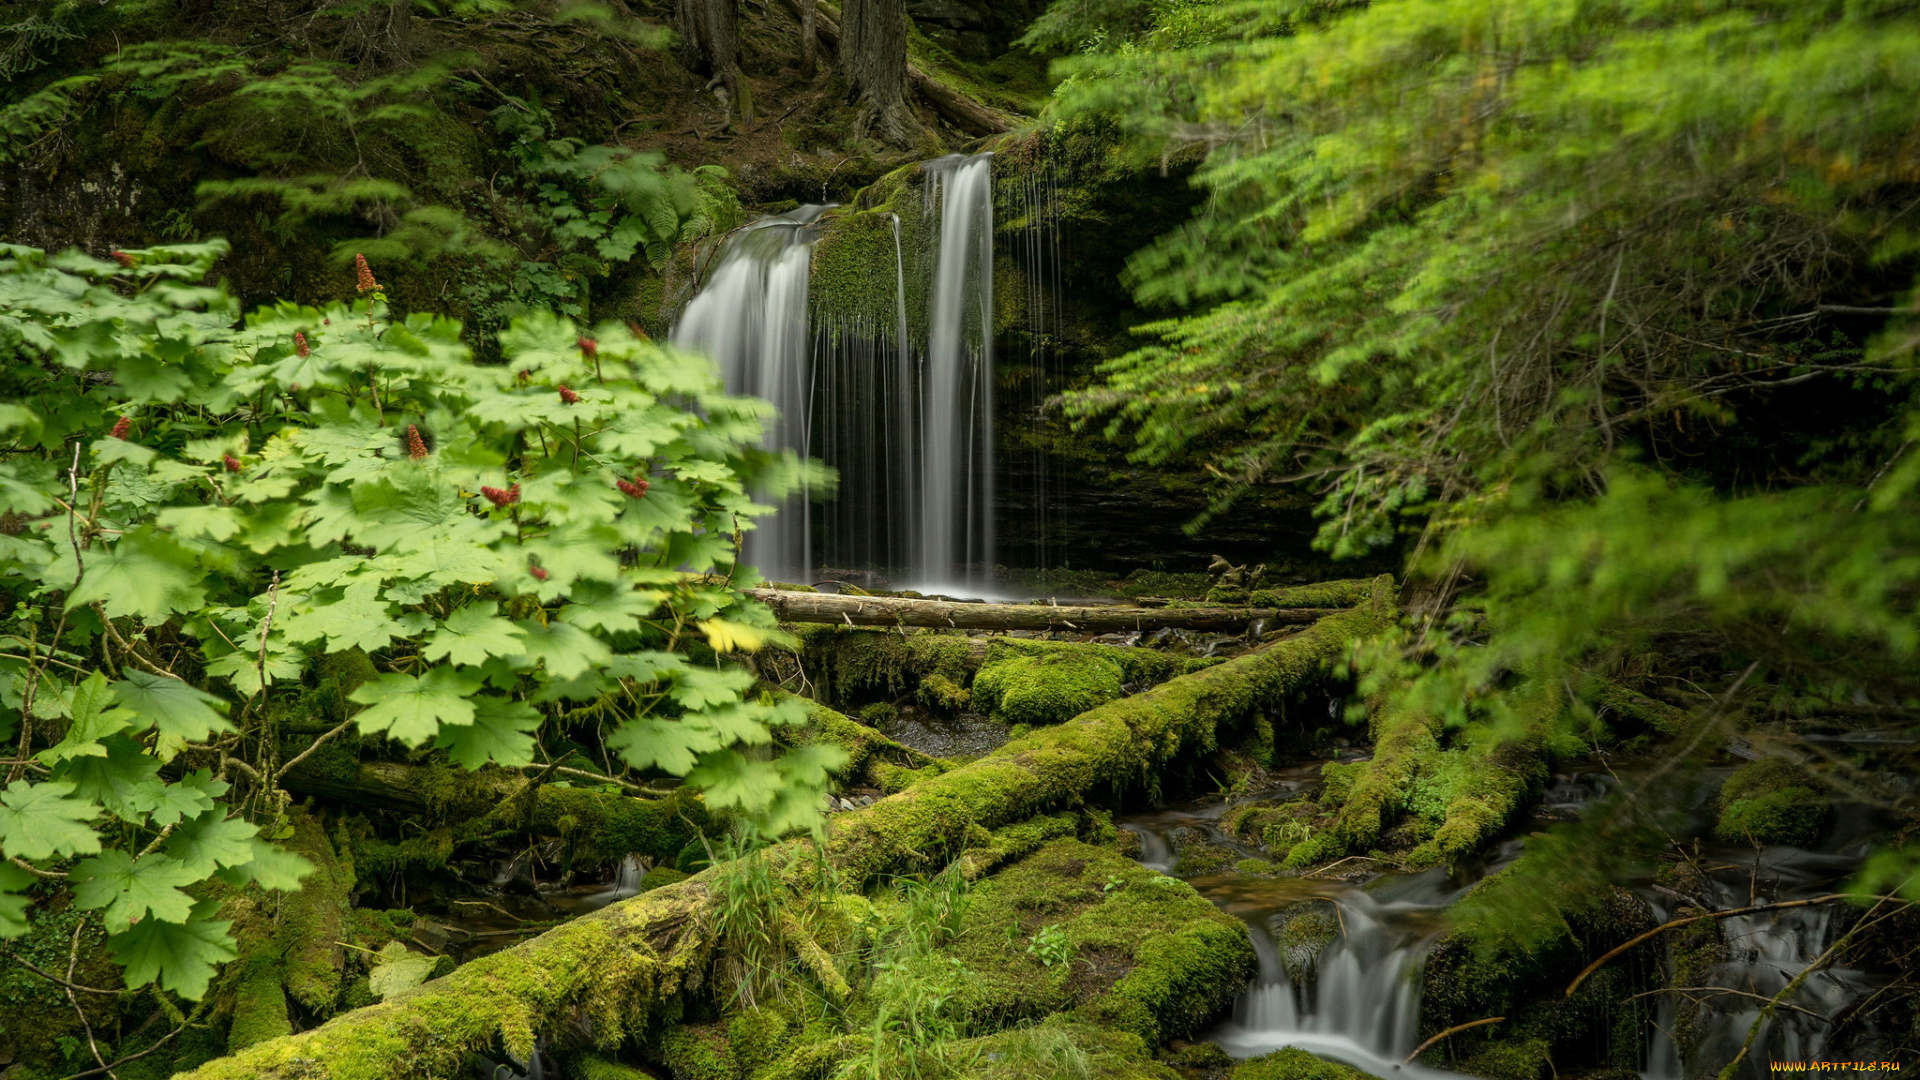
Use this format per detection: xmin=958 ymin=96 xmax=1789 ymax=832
xmin=1121 ymin=765 xmax=1885 ymax=1079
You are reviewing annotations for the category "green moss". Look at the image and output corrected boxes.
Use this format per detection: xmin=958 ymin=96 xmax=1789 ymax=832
xmin=660 ymin=1021 xmax=736 ymax=1080
xmin=796 ymin=626 xmax=974 ymax=708
xmin=276 ymin=808 xmax=351 ymax=1013
xmin=918 ymin=672 xmax=973 ymax=713
xmin=932 ymin=839 xmax=1255 ymax=1046
xmin=788 ymin=699 xmax=939 ymax=785
xmin=642 ymin=866 xmax=691 ymax=892
xmin=1275 ymin=901 xmax=1339 ymax=985
xmin=1230 ymin=1047 xmax=1381 ymax=1080
xmin=1169 ymin=841 xmax=1237 ymax=878
xmin=950 ymin=1021 xmax=1183 ymax=1079
xmin=857 ymin=702 xmax=899 ymax=727
xmin=973 ymin=650 xmax=1125 ymax=726
xmin=228 ymin=955 xmax=292 ymax=1052
xmin=1716 ymin=760 xmax=1831 ymax=846
xmin=1457 ymin=1038 xmax=1552 ymax=1080
xmin=568 ymin=1051 xmax=658 ymax=1080
xmin=1163 ymin=1041 xmax=1232 ymax=1069
xmin=728 ymin=1006 xmax=795 ymax=1075
xmin=1203 ymin=580 xmax=1377 ymax=609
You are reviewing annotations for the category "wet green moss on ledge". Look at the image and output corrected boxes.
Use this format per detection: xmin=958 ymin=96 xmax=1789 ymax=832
xmin=973 ymin=649 xmax=1126 ymax=725
xmin=1231 ymin=1047 xmax=1382 ymax=1080
xmin=1715 ymin=759 xmax=1831 ymax=847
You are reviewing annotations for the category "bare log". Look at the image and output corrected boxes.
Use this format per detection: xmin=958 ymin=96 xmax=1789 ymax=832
xmin=177 ymin=577 xmax=1396 ymax=1080
xmin=746 ymin=588 xmax=1332 ymax=632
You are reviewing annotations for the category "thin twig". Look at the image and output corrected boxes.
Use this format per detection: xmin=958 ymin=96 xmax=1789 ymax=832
xmin=274 ymin=716 xmax=353 ymax=785
xmin=64 ymin=920 xmax=115 ymax=1079
xmin=1404 ymin=1016 xmax=1504 ymax=1064
xmin=3 ymin=949 xmax=120 ymax=994
xmin=1623 ymin=986 xmax=1825 ymax=1020
xmin=1564 ymin=894 xmax=1847 ymax=997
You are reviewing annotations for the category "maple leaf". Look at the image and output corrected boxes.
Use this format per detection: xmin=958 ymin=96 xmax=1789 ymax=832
xmin=61 ymin=528 xmax=206 ymax=620
xmin=510 ymin=620 xmax=612 ymax=681
xmin=108 ymin=898 xmax=236 ymax=1000
xmin=368 ymin=942 xmax=434 ymax=1000
xmin=164 ymin=810 xmax=259 ymax=877
xmin=669 ymin=666 xmax=756 ymax=710
xmin=434 ymin=696 xmax=541 ymax=769
xmin=72 ymin=849 xmax=199 ymax=933
xmin=556 ymin=581 xmax=665 ymax=634
xmin=0 ymin=862 xmax=32 ymax=938
xmin=36 ymin=671 xmax=135 ymax=765
xmin=423 ymin=603 xmax=528 ymax=666
xmin=215 ymin=837 xmax=315 ymax=891
xmin=51 ymin=735 xmax=164 ymax=824
xmin=0 ymin=779 xmax=100 ymax=860
xmin=349 ymin=668 xmax=482 ymax=746
xmin=113 ymin=670 xmax=233 ymax=742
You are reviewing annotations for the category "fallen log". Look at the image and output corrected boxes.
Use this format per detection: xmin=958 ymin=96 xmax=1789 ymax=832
xmin=747 ymin=588 xmax=1331 ymax=632
xmin=177 ymin=576 xmax=1395 ymax=1080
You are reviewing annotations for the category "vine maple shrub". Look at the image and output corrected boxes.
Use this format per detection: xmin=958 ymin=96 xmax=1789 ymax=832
xmin=0 ymin=242 xmax=841 ymax=999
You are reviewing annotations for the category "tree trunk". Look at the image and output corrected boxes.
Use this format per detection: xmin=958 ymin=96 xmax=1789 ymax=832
xmin=745 ymin=588 xmax=1337 ymax=632
xmin=799 ymin=0 xmax=818 ymax=78
xmin=173 ymin=581 xmax=1395 ymax=1080
xmin=773 ymin=0 xmax=1016 ymax=134
xmin=675 ymin=0 xmax=753 ymax=119
xmin=839 ymin=0 xmax=921 ymax=145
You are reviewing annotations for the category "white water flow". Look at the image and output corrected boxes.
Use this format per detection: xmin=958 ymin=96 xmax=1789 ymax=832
xmin=672 ymin=155 xmax=996 ymax=588
xmin=917 ymin=153 xmax=995 ymax=588
xmin=672 ymin=206 xmax=826 ymax=580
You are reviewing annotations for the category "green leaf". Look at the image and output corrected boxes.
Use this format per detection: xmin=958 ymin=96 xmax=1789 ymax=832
xmin=113 ymin=670 xmax=233 ymax=741
xmin=62 ymin=528 xmax=207 ymax=621
xmin=146 ymin=778 xmax=217 ymax=829
xmin=108 ymin=898 xmax=236 ymax=1000
xmin=280 ymin=579 xmax=404 ymax=654
xmin=433 ymin=696 xmax=541 ymax=769
xmin=216 ymin=837 xmax=315 ymax=891
xmin=669 ymin=666 xmax=755 ymax=709
xmin=202 ymin=639 xmax=303 ymax=697
xmin=0 ymin=862 xmax=31 ymax=938
xmin=367 ymin=941 xmax=435 ymax=1000
xmin=605 ymin=651 xmax=689 ymax=686
xmin=511 ymin=620 xmax=612 ymax=681
xmin=0 ymin=779 xmax=99 ymax=860
xmin=71 ymin=849 xmax=199 ymax=933
xmin=557 ymin=580 xmax=665 ymax=634
xmin=36 ymin=671 xmax=134 ymax=765
xmin=54 ymin=734 xmax=164 ymax=823
xmin=348 ymin=668 xmax=482 ymax=746
xmin=165 ymin=811 xmax=258 ymax=877
xmin=422 ymin=603 xmax=527 ymax=665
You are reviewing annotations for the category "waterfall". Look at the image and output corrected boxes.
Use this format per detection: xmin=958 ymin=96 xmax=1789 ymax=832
xmin=671 ymin=155 xmax=997 ymax=590
xmin=671 ymin=205 xmax=827 ymax=582
xmin=917 ymin=153 xmax=995 ymax=587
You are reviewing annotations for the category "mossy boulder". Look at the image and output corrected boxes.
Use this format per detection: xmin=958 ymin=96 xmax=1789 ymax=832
xmin=973 ymin=650 xmax=1126 ymax=726
xmin=1715 ymin=760 xmax=1830 ymax=847
xmin=1229 ymin=1047 xmax=1381 ymax=1080
xmin=928 ymin=839 xmax=1256 ymax=1046
xmin=1274 ymin=900 xmax=1340 ymax=985
xmin=641 ymin=866 xmax=691 ymax=892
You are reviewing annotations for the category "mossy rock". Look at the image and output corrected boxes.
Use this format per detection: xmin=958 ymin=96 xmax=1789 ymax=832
xmin=918 ymin=672 xmax=973 ymax=713
xmin=1274 ymin=901 xmax=1339 ymax=984
xmin=659 ymin=1021 xmax=735 ymax=1080
xmin=227 ymin=955 xmax=292 ymax=1052
xmin=945 ymin=1021 xmax=1183 ymax=1079
xmin=1229 ymin=1047 xmax=1381 ymax=1080
xmin=640 ymin=866 xmax=690 ymax=892
xmin=728 ymin=1005 xmax=795 ymax=1075
xmin=1715 ymin=760 xmax=1830 ymax=847
xmin=1170 ymin=840 xmax=1237 ymax=878
xmin=929 ymin=839 xmax=1256 ymax=1046
xmin=1456 ymin=1037 xmax=1552 ymax=1080
xmin=972 ymin=650 xmax=1125 ymax=725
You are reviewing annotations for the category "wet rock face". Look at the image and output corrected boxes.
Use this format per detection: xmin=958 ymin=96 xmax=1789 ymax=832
xmin=1273 ymin=900 xmax=1340 ymax=988
xmin=906 ymin=0 xmax=991 ymax=57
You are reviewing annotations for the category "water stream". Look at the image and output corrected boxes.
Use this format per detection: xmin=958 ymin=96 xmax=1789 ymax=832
xmin=672 ymin=153 xmax=997 ymax=590
xmin=1121 ymin=769 xmax=1883 ymax=1080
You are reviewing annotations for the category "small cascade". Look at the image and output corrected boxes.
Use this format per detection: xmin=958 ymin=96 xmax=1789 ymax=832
xmin=672 ymin=155 xmax=997 ymax=589
xmin=609 ymin=855 xmax=647 ymax=902
xmin=996 ymin=154 xmax=1065 ymax=571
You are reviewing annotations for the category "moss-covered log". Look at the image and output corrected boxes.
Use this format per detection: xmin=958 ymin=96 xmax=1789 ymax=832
xmin=175 ymin=577 xmax=1394 ymax=1080
xmin=281 ymin=760 xmax=709 ymax=865
xmin=749 ymin=587 xmax=1335 ymax=632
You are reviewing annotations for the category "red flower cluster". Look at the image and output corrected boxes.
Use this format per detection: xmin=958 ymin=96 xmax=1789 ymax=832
xmin=529 ymin=564 xmax=550 ymax=582
xmin=480 ymin=483 xmax=521 ymax=508
xmin=111 ymin=251 xmax=134 ymax=269
xmin=626 ymin=320 xmax=649 ymax=341
xmin=109 ymin=416 xmax=132 ymax=440
xmin=577 ymin=336 xmax=597 ymax=358
xmin=354 ymin=253 xmax=380 ymax=293
xmin=616 ymin=476 xmax=650 ymax=499
xmin=294 ymin=331 xmax=311 ymax=357
xmin=222 ymin=454 xmax=243 ymax=473
xmin=406 ymin=425 xmax=430 ymax=460
xmin=558 ymin=384 xmax=581 ymax=405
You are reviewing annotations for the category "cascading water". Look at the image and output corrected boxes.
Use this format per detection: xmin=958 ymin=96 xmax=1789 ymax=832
xmin=672 ymin=205 xmax=826 ymax=581
xmin=671 ymin=155 xmax=996 ymax=589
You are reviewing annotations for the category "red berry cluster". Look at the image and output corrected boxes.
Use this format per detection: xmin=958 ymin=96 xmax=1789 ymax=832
xmin=558 ymin=384 xmax=581 ymax=405
xmin=111 ymin=251 xmax=135 ymax=269
xmin=577 ymin=336 xmax=597 ymax=358
xmin=294 ymin=331 xmax=311 ymax=357
xmin=406 ymin=425 xmax=429 ymax=460
xmin=222 ymin=454 xmax=243 ymax=473
xmin=616 ymin=476 xmax=650 ymax=499
xmin=480 ymin=483 xmax=521 ymax=508
xmin=355 ymin=253 xmax=380 ymax=293
xmin=529 ymin=564 xmax=550 ymax=582
xmin=109 ymin=416 xmax=132 ymax=440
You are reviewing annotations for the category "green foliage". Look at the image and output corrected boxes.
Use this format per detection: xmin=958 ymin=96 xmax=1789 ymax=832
xmin=973 ymin=651 xmax=1126 ymax=726
xmin=1716 ymin=760 xmax=1831 ymax=847
xmin=0 ymin=241 xmax=838 ymax=1000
